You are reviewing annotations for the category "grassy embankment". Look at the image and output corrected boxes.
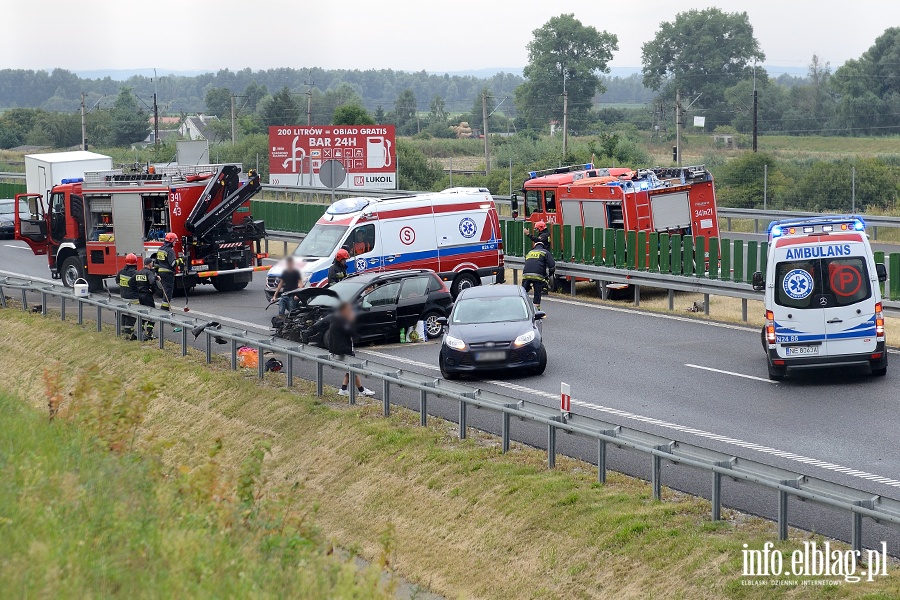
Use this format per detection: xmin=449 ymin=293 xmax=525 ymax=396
xmin=1 ymin=307 xmax=900 ymax=598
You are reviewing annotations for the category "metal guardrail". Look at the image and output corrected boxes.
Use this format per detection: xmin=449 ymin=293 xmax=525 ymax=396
xmin=2 ymin=270 xmax=899 ymax=554
xmin=0 ymin=171 xmax=25 ymax=180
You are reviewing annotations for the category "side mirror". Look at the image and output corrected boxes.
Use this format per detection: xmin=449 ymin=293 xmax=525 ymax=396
xmin=751 ymin=271 xmax=765 ymax=292
xmin=436 ymin=316 xmax=448 ymax=325
xmin=510 ymin=194 xmax=519 ymax=220
xmin=876 ymin=263 xmax=887 ymax=283
xmin=534 ymin=311 xmax=546 ymax=320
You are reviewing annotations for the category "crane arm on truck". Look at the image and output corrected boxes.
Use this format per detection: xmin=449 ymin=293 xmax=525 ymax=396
xmin=184 ymin=165 xmax=263 ymax=242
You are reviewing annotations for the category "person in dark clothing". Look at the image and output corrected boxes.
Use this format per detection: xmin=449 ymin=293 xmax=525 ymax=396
xmin=116 ymin=253 xmax=140 ymax=340
xmin=328 ymin=248 xmax=350 ymax=286
xmin=525 ymin=220 xmax=550 ymax=247
xmin=156 ymin=232 xmax=182 ymax=310
xmin=274 ymin=256 xmax=302 ymax=316
xmin=310 ymin=302 xmax=375 ymax=397
xmin=133 ymin=257 xmax=159 ymax=340
xmin=521 ymin=240 xmax=556 ymax=311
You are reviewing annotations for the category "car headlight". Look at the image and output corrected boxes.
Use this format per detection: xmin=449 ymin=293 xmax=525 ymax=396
xmin=513 ymin=330 xmax=536 ymax=347
xmin=445 ymin=335 xmax=466 ymax=350
xmin=0 ymin=220 xmax=12 ymax=227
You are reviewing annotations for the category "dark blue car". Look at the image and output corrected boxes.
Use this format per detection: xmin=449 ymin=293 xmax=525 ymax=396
xmin=0 ymin=199 xmax=29 ymax=239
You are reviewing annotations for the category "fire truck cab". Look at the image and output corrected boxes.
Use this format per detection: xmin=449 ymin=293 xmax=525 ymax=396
xmin=15 ymin=163 xmax=266 ymax=292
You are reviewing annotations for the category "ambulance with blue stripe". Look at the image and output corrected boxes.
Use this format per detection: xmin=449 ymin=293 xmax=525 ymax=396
xmin=265 ymin=187 xmax=504 ymax=298
xmin=753 ymin=216 xmax=888 ymax=380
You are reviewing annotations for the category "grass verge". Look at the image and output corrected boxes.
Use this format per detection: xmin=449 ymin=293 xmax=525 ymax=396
xmin=1 ymin=308 xmax=898 ymax=598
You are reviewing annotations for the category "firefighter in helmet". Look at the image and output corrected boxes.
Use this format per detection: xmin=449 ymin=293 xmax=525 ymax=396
xmin=116 ymin=253 xmax=140 ymax=340
xmin=525 ymin=220 xmax=550 ymax=247
xmin=133 ymin=257 xmax=159 ymax=339
xmin=328 ymin=248 xmax=350 ymax=286
xmin=521 ymin=239 xmax=555 ymax=312
xmin=156 ymin=232 xmax=183 ymax=310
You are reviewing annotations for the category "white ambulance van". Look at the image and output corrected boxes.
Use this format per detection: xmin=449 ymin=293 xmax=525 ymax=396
xmin=265 ymin=187 xmax=505 ymax=299
xmin=752 ymin=216 xmax=888 ymax=380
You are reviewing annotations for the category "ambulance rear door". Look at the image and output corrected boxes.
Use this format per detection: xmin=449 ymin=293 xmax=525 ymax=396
xmin=821 ymin=246 xmax=877 ymax=357
xmin=771 ymin=243 xmax=828 ymax=360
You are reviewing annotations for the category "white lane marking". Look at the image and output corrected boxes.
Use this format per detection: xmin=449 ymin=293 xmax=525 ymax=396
xmin=546 ymin=296 xmax=759 ymax=332
xmin=3 ymin=244 xmax=29 ymax=250
xmin=685 ymin=363 xmax=776 ymax=384
xmin=360 ymin=349 xmax=900 ymax=489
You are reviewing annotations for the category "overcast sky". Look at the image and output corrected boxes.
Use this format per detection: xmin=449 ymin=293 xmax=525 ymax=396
xmin=3 ymin=0 xmax=891 ymax=75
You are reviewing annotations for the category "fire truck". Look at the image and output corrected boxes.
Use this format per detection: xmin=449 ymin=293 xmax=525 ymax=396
xmin=14 ymin=163 xmax=267 ymax=292
xmin=513 ymin=163 xmax=720 ymax=289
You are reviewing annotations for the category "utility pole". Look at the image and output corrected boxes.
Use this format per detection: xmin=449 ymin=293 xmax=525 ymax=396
xmin=675 ymin=88 xmax=682 ymax=167
xmin=482 ymin=90 xmax=491 ymax=174
xmin=304 ymin=80 xmax=314 ymax=126
xmin=752 ymin=89 xmax=758 ymax=152
xmin=230 ymin=93 xmax=236 ymax=146
xmin=153 ymin=92 xmax=160 ymax=147
xmin=562 ymin=70 xmax=569 ymax=158
xmin=80 ymin=92 xmax=87 ymax=150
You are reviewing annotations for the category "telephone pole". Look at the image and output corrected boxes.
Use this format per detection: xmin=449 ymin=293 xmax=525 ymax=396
xmin=153 ymin=92 xmax=160 ymax=147
xmin=304 ymin=81 xmax=314 ymax=126
xmin=752 ymin=89 xmax=759 ymax=152
xmin=562 ymin=70 xmax=569 ymax=158
xmin=675 ymin=88 xmax=682 ymax=167
xmin=230 ymin=93 xmax=236 ymax=145
xmin=482 ymin=90 xmax=491 ymax=174
xmin=80 ymin=92 xmax=87 ymax=150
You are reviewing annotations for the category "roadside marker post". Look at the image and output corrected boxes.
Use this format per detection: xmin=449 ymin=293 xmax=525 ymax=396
xmin=561 ymin=382 xmax=571 ymax=415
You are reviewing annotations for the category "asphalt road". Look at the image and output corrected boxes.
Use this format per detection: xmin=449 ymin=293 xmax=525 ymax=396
xmin=4 ymin=239 xmax=900 ymax=553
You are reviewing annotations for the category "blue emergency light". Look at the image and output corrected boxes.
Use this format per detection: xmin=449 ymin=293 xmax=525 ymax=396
xmin=583 ymin=163 xmax=594 ymax=170
xmin=767 ymin=216 xmax=866 ymax=239
xmin=528 ymin=171 xmax=537 ymax=179
xmin=61 ymin=178 xmax=83 ymax=184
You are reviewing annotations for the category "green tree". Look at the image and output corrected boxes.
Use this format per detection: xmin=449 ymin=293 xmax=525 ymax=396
xmin=429 ymin=96 xmax=446 ymax=124
xmin=642 ymin=8 xmax=764 ymax=130
xmin=109 ymin=87 xmax=149 ymax=146
xmin=332 ymin=103 xmax=375 ymax=125
xmin=373 ymin=105 xmax=386 ymax=124
xmin=467 ymin=88 xmax=495 ymax=131
xmin=243 ymin=82 xmax=268 ymax=112
xmin=515 ymin=14 xmax=618 ymax=131
xmin=832 ymin=28 xmax=900 ymax=134
xmin=204 ymin=87 xmax=232 ymax=119
xmin=396 ymin=139 xmax=442 ymax=190
xmin=260 ymin=87 xmax=302 ymax=127
xmin=394 ymin=89 xmax=418 ymax=135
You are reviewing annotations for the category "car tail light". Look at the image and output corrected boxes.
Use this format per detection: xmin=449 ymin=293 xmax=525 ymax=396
xmin=875 ymin=302 xmax=885 ymax=338
xmin=435 ymin=276 xmax=449 ymax=293
xmin=256 ymin=253 xmax=269 ymax=259
xmin=765 ymin=309 xmax=776 ymax=344
xmin=191 ymin=259 xmax=204 ymax=265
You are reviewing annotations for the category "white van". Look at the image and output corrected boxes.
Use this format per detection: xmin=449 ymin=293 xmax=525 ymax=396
xmin=265 ymin=187 xmax=505 ymax=299
xmin=753 ymin=216 xmax=888 ymax=380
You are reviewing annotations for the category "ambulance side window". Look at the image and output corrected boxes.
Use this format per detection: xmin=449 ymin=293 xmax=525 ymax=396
xmin=525 ymin=190 xmax=540 ymax=215
xmin=347 ymin=224 xmax=376 ymax=257
xmin=543 ymin=190 xmax=557 ymax=213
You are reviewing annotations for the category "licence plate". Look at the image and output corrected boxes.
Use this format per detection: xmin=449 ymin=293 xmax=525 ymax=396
xmin=785 ymin=345 xmax=819 ymax=356
xmin=475 ymin=351 xmax=507 ymax=362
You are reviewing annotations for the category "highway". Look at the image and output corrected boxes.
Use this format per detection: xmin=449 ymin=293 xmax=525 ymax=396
xmin=3 ymin=238 xmax=900 ymax=552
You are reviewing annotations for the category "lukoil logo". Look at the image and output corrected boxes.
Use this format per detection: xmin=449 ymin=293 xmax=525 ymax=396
xmin=742 ymin=541 xmax=889 ymax=585
xmin=354 ymin=176 xmax=365 ymax=186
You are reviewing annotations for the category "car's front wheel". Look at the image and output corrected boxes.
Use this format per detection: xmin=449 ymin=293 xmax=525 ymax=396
xmin=529 ymin=346 xmax=548 ymax=376
xmin=439 ymin=351 xmax=459 ymax=380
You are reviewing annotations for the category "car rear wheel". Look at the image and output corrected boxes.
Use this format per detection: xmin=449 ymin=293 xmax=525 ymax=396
xmin=451 ymin=272 xmax=478 ymax=298
xmin=212 ymin=274 xmax=249 ymax=292
xmin=767 ymin=361 xmax=785 ymax=381
xmin=439 ymin=351 xmax=459 ymax=380
xmin=422 ymin=311 xmax=444 ymax=339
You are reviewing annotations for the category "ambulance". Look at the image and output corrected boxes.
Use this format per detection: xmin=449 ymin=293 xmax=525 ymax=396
xmin=752 ymin=216 xmax=888 ymax=380
xmin=265 ymin=187 xmax=504 ymax=298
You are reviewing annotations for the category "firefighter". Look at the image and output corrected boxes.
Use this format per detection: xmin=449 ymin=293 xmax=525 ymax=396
xmin=521 ymin=240 xmax=555 ymax=311
xmin=524 ymin=220 xmax=550 ymax=247
xmin=133 ymin=257 xmax=159 ymax=340
xmin=328 ymin=248 xmax=350 ymax=285
xmin=116 ymin=253 xmax=140 ymax=340
xmin=156 ymin=232 xmax=183 ymax=310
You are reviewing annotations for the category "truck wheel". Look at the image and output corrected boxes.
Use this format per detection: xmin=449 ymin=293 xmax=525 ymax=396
xmin=450 ymin=272 xmax=478 ymax=298
xmin=549 ymin=275 xmax=569 ymax=293
xmin=60 ymin=256 xmax=85 ymax=288
xmin=212 ymin=274 xmax=249 ymax=292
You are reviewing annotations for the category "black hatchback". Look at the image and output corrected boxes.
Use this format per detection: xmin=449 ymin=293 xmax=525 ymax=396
xmin=276 ymin=269 xmax=453 ymax=345
xmin=438 ymin=285 xmax=547 ymax=379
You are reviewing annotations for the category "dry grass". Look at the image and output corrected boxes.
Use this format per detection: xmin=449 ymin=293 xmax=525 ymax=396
xmin=1 ymin=308 xmax=899 ymax=598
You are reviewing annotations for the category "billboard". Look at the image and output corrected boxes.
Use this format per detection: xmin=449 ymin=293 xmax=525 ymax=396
xmin=269 ymin=125 xmax=397 ymax=189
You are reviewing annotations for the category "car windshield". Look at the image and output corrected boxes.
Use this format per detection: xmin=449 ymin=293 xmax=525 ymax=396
xmin=307 ymin=280 xmax=366 ymax=307
xmin=0 ymin=203 xmax=16 ymax=216
xmin=452 ymin=296 xmax=529 ymax=324
xmin=292 ymin=224 xmax=348 ymax=258
xmin=775 ymin=257 xmax=871 ymax=309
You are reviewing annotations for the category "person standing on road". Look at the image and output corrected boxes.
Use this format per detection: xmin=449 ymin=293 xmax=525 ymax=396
xmin=521 ymin=240 xmax=555 ymax=312
xmin=525 ymin=220 xmax=550 ymax=248
xmin=310 ymin=301 xmax=375 ymax=397
xmin=328 ymin=248 xmax=350 ymax=286
xmin=116 ymin=253 xmax=140 ymax=340
xmin=273 ymin=256 xmax=302 ymax=316
xmin=133 ymin=257 xmax=159 ymax=340
xmin=156 ymin=232 xmax=182 ymax=311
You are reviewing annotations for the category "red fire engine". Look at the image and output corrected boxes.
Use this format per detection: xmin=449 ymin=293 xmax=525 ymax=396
xmin=512 ymin=163 xmax=720 ymax=290
xmin=14 ymin=163 xmax=267 ymax=292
